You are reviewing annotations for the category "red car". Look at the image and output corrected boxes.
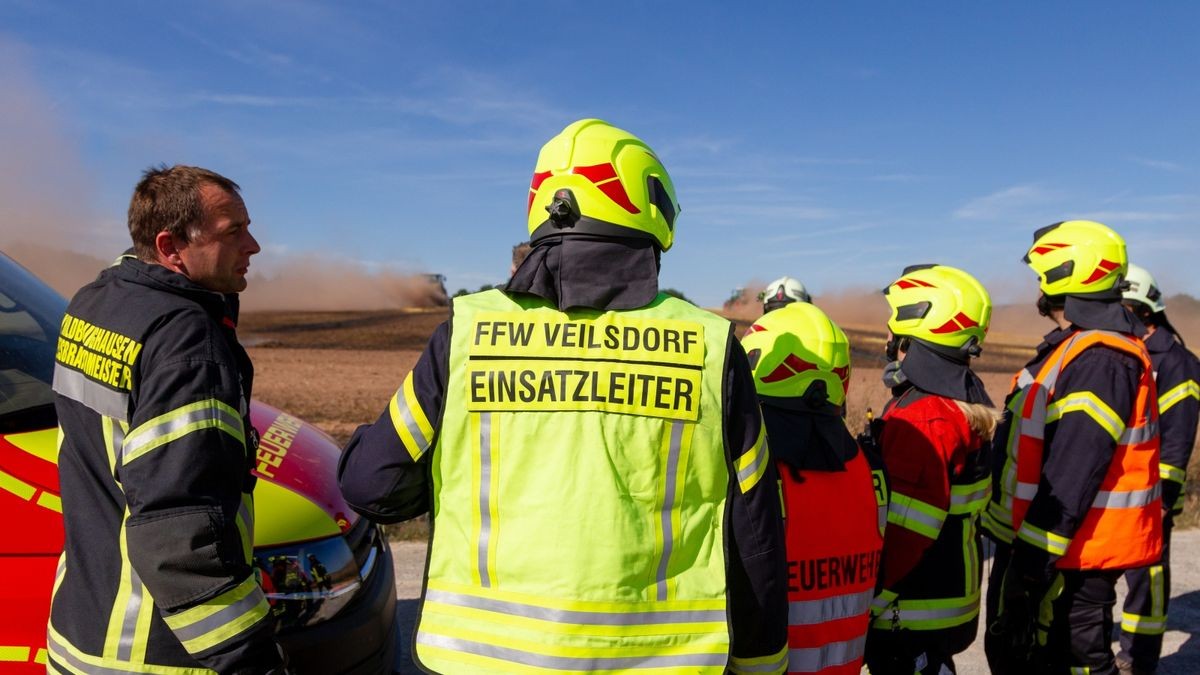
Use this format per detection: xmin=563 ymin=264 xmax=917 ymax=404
xmin=0 ymin=251 xmax=396 ymax=674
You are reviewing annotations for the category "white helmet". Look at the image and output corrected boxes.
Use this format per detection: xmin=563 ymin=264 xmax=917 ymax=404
xmin=761 ymin=276 xmax=812 ymax=312
xmin=1123 ymin=263 xmax=1166 ymax=314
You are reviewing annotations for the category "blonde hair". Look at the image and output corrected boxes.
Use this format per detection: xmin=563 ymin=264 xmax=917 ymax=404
xmin=954 ymin=400 xmax=1003 ymax=441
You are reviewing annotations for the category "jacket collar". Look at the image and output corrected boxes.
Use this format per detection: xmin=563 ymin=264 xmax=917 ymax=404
xmin=113 ymin=254 xmax=241 ymax=328
xmin=1063 ymin=295 xmax=1145 ymax=336
xmin=504 ymin=235 xmax=660 ymax=311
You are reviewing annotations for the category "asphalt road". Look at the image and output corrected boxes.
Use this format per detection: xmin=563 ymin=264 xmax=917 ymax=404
xmin=390 ymin=530 xmax=1200 ymax=673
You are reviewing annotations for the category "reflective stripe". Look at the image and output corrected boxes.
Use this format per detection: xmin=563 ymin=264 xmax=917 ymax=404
xmin=477 ymin=413 xmax=493 ymax=588
xmin=1016 ymin=521 xmax=1072 ymax=556
xmin=981 ymin=503 xmax=1015 ymax=543
xmin=52 ymin=367 xmax=129 ymax=420
xmin=736 ymin=425 xmax=769 ymax=493
xmin=1161 ymin=462 xmax=1187 ymax=484
xmin=1014 ymin=481 xmax=1038 ymax=500
xmin=122 ymin=399 xmax=244 ymax=465
xmin=1070 ymin=668 xmax=1091 ymax=675
xmin=788 ymin=635 xmax=865 ymax=673
xmin=47 ymin=626 xmax=212 ymax=674
xmin=162 ymin=576 xmax=268 ymax=655
xmin=1046 ymin=392 xmax=1125 ymax=442
xmin=886 ymin=492 xmax=946 ymax=539
xmin=948 ymin=478 xmax=991 ymax=514
xmin=789 ymin=588 xmax=874 ymax=625
xmin=656 ymin=421 xmax=685 ymax=601
xmin=1119 ymin=421 xmax=1157 ymax=445
xmin=389 ymin=374 xmax=435 ymax=461
xmin=870 ymin=589 xmax=897 ymax=615
xmin=868 ymin=592 xmax=980 ymax=630
xmin=1091 ymin=482 xmax=1160 ymax=509
xmin=424 ymin=588 xmax=726 ymax=625
xmin=731 ymin=645 xmax=788 ymax=674
xmin=1122 ymin=611 xmax=1167 ymax=635
xmin=235 ymin=494 xmax=254 ymax=563
xmin=417 ymin=631 xmax=728 ymax=671
xmin=1159 ymin=379 xmax=1199 ymax=414
xmin=1016 ymin=369 xmax=1035 ymax=389
xmin=1150 ymin=563 xmax=1165 ymax=618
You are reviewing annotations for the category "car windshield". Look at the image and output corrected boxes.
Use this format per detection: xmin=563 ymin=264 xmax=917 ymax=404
xmin=0 ymin=253 xmax=68 ymax=433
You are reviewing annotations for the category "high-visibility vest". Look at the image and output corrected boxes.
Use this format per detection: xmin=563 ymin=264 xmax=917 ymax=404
xmin=983 ymin=329 xmax=1162 ymax=569
xmin=780 ymin=451 xmax=883 ymax=674
xmin=415 ymin=289 xmax=743 ymax=674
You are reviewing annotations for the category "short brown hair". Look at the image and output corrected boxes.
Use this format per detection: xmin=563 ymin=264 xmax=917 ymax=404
xmin=128 ymin=165 xmax=240 ymax=260
xmin=511 ymin=241 xmax=532 ymax=268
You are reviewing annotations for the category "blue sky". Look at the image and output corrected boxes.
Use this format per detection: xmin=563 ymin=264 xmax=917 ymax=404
xmin=2 ymin=1 xmax=1198 ymax=307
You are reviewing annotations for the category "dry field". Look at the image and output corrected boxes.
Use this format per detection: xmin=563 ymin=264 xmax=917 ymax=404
xmin=244 ymin=307 xmax=1199 ymax=528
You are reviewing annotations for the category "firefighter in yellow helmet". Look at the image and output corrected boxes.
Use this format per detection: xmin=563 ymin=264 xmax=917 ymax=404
xmin=983 ymin=221 xmax=1162 ymax=675
xmin=339 ymin=119 xmax=789 ymax=674
xmin=863 ymin=264 xmax=999 ymax=675
xmin=742 ymin=303 xmax=885 ymax=674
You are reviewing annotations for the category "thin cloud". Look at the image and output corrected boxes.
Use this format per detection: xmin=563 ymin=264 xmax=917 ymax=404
xmin=1077 ymin=210 xmax=1191 ymax=224
xmin=1130 ymin=157 xmax=1185 ymax=172
xmin=953 ymin=184 xmax=1059 ymax=220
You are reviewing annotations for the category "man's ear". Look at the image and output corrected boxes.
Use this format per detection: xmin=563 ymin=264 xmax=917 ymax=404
xmin=154 ymin=230 xmax=186 ymax=267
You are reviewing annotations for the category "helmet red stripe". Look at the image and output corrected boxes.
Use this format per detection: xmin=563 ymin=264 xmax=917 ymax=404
xmin=784 ymin=354 xmax=817 ymax=373
xmin=930 ymin=318 xmax=962 ymax=334
xmin=573 ymin=163 xmax=641 ymax=214
xmin=760 ymin=363 xmax=796 ymax=383
xmin=1083 ymin=259 xmax=1120 ymax=284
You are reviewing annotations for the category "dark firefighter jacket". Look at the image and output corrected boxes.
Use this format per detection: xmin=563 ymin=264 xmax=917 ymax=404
xmin=984 ymin=298 xmax=1154 ymax=581
xmin=870 ymin=386 xmax=990 ymax=643
xmin=1145 ymin=326 xmax=1200 ymax=514
xmin=338 ymin=236 xmax=789 ymax=672
xmin=50 ymin=255 xmax=281 ymax=674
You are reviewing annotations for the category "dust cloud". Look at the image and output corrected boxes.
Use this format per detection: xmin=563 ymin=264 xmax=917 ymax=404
xmin=241 ymin=258 xmax=448 ymax=311
xmin=0 ymin=37 xmax=446 ymax=310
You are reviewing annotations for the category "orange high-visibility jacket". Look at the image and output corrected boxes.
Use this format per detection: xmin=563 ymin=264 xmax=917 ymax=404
xmin=987 ymin=329 xmax=1162 ymax=569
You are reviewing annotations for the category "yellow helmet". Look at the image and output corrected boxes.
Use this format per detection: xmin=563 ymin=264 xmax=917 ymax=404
xmin=884 ymin=264 xmax=991 ymax=353
xmin=527 ymin=119 xmax=680 ymax=251
xmin=1023 ymin=220 xmax=1127 ymax=296
xmin=740 ymin=302 xmax=851 ymax=405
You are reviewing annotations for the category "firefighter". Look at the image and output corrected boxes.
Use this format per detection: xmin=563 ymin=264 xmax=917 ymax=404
xmin=1116 ymin=263 xmax=1199 ymax=674
xmin=863 ymin=264 xmax=998 ymax=675
xmin=982 ymin=220 xmax=1162 ymax=675
xmin=49 ymin=166 xmax=287 ymax=672
xmin=761 ymin=275 xmax=813 ymax=313
xmin=338 ymin=119 xmax=789 ymax=674
xmin=740 ymin=302 xmax=885 ymax=674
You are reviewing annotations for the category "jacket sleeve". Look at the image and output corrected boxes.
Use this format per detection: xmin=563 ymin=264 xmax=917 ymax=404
xmin=338 ymin=321 xmax=449 ymax=523
xmin=1013 ymin=345 xmax=1140 ymax=580
xmin=876 ymin=410 xmax=954 ymax=590
xmin=119 ymin=309 xmax=282 ymax=673
xmin=1155 ymin=345 xmax=1200 ymax=514
xmin=724 ymin=337 xmax=789 ymax=675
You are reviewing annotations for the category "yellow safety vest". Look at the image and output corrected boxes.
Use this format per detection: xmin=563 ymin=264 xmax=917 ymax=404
xmin=415 ymin=289 xmax=735 ymax=674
